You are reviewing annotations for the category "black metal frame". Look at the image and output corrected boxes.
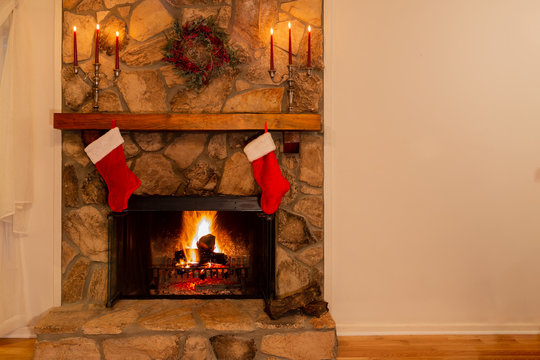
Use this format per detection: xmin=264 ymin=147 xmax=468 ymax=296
xmin=107 ymin=195 xmax=275 ymax=307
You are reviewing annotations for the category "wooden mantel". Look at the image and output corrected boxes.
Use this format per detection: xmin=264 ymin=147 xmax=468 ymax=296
xmin=53 ymin=113 xmax=321 ymax=131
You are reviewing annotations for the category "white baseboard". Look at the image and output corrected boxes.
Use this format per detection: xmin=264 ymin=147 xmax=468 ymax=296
xmin=337 ymin=323 xmax=540 ymax=336
xmin=3 ymin=326 xmax=35 ymax=338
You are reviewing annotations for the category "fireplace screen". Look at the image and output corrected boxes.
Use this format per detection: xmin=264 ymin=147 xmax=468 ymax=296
xmin=107 ymin=196 xmax=274 ymax=306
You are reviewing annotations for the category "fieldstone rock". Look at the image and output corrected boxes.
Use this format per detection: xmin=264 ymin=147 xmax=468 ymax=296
xmin=170 ymin=69 xmax=237 ymax=113
xmin=235 ymin=79 xmax=251 ymax=92
xmin=138 ymin=306 xmax=196 ymax=331
xmin=64 ymin=0 xmax=80 ymax=10
xmin=133 ymin=153 xmax=181 ymax=195
xmin=35 ymin=306 xmax=96 ymax=334
xmin=292 ymin=72 xmax=322 ymax=112
xmin=117 ymin=70 xmax=167 ymax=112
xmin=277 ymin=210 xmax=315 ymax=251
xmin=293 ymin=196 xmax=323 ymax=227
xmin=63 ymin=164 xmax=79 ymax=207
xmin=81 ymin=90 xmax=123 ymax=113
xmin=104 ymin=0 xmax=137 ymax=8
xmin=63 ymin=257 xmax=90 ymax=303
xmin=117 ymin=5 xmax=130 ymax=19
xmin=121 ymin=35 xmax=167 ymax=67
xmin=310 ymin=312 xmax=336 ymax=329
xmin=61 ymin=240 xmax=79 ymax=274
xmin=164 ymin=134 xmax=207 ymax=169
xmin=77 ymin=0 xmax=104 ymax=12
xmin=210 ymin=335 xmax=256 ymax=360
xmin=258 ymin=0 xmax=279 ymax=42
xmin=98 ymin=16 xmax=127 ymax=56
xmin=298 ymin=26 xmax=323 ymax=69
xmin=261 ymin=331 xmax=336 ymax=360
xmin=123 ymin=133 xmax=140 ymax=158
xmin=300 ymin=184 xmax=322 ymax=195
xmin=296 ymin=244 xmax=323 ymax=266
xmin=182 ymin=6 xmax=231 ymax=28
xmin=185 ymin=161 xmax=218 ymax=195
xmin=283 ymin=155 xmax=299 ymax=170
xmin=161 ymin=65 xmax=186 ymax=87
xmin=132 ymin=132 xmax=165 ymax=151
xmin=273 ymin=19 xmax=304 ymax=55
xmin=102 ymin=335 xmax=183 ymax=360
xmin=181 ymin=336 xmax=215 ymax=360
xmin=62 ymin=66 xmax=91 ymax=111
xmin=208 ymin=134 xmax=227 ymax=160
xmin=82 ymin=308 xmax=139 ymax=334
xmin=223 ymin=88 xmax=284 ymax=113
xmin=165 ymin=0 xmax=219 ymax=6
xmin=299 ymin=134 xmax=322 ymax=186
xmin=129 ymin=0 xmax=173 ymax=42
xmin=63 ymin=12 xmax=95 ymax=62
xmin=218 ymin=152 xmax=255 ymax=195
xmin=64 ymin=206 xmax=108 ymax=262
xmin=281 ymin=0 xmax=322 ymax=27
xmin=255 ymin=314 xmax=304 ymax=329
xmin=227 ymin=132 xmax=257 ymax=150
xmin=281 ymin=168 xmax=297 ymax=206
xmin=34 ymin=338 xmax=101 ymax=360
xmin=196 ymin=301 xmax=255 ymax=331
xmin=231 ymin=0 xmax=260 ymax=46
xmin=276 ymin=247 xmax=310 ymax=297
xmin=87 ymin=263 xmax=108 ymax=302
xmin=97 ymin=10 xmax=109 ymax=23
xmin=81 ymin=170 xmax=107 ymax=204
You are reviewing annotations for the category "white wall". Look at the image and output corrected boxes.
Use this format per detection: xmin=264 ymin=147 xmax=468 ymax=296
xmin=5 ymin=0 xmax=61 ymax=337
xmin=326 ymin=0 xmax=540 ymax=334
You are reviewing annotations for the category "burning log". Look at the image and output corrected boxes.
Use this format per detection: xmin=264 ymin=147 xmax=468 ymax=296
xmin=174 ymin=234 xmax=228 ymax=266
xmin=197 ymin=234 xmax=216 ymax=252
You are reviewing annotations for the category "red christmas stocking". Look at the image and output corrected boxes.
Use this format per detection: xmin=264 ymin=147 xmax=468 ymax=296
xmin=244 ymin=132 xmax=290 ymax=214
xmin=84 ymin=127 xmax=141 ymax=212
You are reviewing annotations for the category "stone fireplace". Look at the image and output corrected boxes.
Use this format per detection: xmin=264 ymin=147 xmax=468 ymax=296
xmin=35 ymin=0 xmax=334 ymax=359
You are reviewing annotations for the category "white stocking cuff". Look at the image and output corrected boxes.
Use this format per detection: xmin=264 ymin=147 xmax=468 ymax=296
xmin=84 ymin=127 xmax=124 ymax=164
xmin=244 ymin=132 xmax=276 ymax=162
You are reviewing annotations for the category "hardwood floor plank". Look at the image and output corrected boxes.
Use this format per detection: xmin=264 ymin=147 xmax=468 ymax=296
xmin=0 ymin=338 xmax=35 ymax=360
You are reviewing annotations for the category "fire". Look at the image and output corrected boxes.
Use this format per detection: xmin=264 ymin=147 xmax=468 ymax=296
xmin=177 ymin=211 xmax=222 ymax=263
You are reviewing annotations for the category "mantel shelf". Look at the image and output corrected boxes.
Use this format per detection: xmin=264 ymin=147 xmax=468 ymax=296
xmin=53 ymin=113 xmax=321 ymax=131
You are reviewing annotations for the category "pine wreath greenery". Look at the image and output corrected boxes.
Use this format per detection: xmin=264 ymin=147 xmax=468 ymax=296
xmin=163 ymin=17 xmax=239 ymax=90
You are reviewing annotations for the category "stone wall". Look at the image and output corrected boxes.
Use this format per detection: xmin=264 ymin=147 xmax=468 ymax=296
xmin=61 ymin=0 xmax=323 ymax=305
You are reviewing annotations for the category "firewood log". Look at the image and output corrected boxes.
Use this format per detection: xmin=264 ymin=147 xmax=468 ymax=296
xmin=264 ymin=283 xmax=321 ymax=320
xmin=197 ymin=234 xmax=216 ymax=252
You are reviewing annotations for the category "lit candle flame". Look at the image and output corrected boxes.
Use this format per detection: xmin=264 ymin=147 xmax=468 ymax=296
xmin=73 ymin=26 xmax=77 ymax=32
xmin=270 ymin=28 xmax=273 ymax=35
xmin=308 ymin=25 xmax=311 ymax=32
xmin=116 ymin=31 xmax=119 ymax=37
xmin=288 ymin=21 xmax=291 ymax=29
xmin=96 ymin=24 xmax=100 ymax=30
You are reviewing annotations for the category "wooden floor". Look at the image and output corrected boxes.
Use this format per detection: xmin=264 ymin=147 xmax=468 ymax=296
xmin=2 ymin=335 xmax=540 ymax=359
xmin=338 ymin=335 xmax=540 ymax=359
xmin=0 ymin=338 xmax=34 ymax=360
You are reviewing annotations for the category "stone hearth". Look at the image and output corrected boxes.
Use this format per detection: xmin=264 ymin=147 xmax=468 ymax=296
xmin=34 ymin=300 xmax=336 ymax=359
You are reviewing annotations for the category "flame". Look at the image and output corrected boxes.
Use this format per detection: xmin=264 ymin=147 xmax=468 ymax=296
xmin=270 ymin=28 xmax=273 ymax=35
xmin=73 ymin=26 xmax=77 ymax=32
xmin=96 ymin=24 xmax=100 ymax=30
xmin=288 ymin=21 xmax=291 ymax=29
xmin=177 ymin=211 xmax=222 ymax=263
xmin=116 ymin=31 xmax=119 ymax=37
xmin=308 ymin=25 xmax=311 ymax=32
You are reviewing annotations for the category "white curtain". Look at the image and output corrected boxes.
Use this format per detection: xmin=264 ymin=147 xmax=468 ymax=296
xmin=0 ymin=0 xmax=33 ymax=336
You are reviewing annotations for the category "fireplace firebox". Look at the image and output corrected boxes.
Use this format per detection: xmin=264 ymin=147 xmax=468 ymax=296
xmin=107 ymin=196 xmax=275 ymax=307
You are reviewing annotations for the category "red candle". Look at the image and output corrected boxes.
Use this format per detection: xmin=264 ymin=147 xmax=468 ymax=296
xmin=307 ymin=25 xmax=311 ymax=68
xmin=288 ymin=21 xmax=292 ymax=65
xmin=95 ymin=24 xmax=99 ymax=64
xmin=270 ymin=28 xmax=274 ymax=70
xmin=115 ymin=31 xmax=119 ymax=69
xmin=73 ymin=26 xmax=78 ymax=67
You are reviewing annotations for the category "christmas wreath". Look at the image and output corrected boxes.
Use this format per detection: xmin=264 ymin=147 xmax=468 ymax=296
xmin=163 ymin=17 xmax=239 ymax=89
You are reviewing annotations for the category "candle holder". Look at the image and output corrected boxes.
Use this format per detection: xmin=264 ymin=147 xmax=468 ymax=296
xmin=72 ymin=63 xmax=121 ymax=111
xmin=268 ymin=65 xmax=312 ymax=113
